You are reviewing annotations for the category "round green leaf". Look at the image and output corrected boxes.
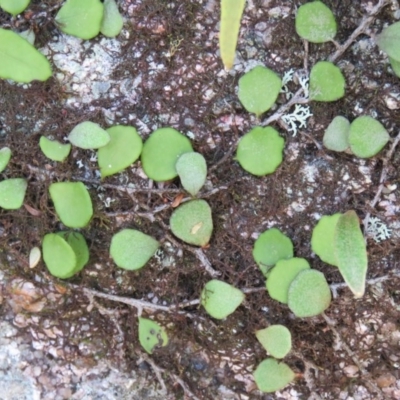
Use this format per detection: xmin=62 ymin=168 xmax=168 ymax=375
xmin=238 ymin=66 xmax=282 ymax=117
xmin=0 ymin=178 xmax=27 ymax=210
xmin=39 ymin=137 xmax=71 ymax=162
xmin=309 ymin=61 xmax=345 ymax=102
xmin=235 ymin=127 xmax=285 ymax=176
xmin=201 ymin=279 xmax=245 ymax=319
xmin=68 ymin=121 xmax=110 ymax=150
xmin=101 ymin=0 xmax=123 ymax=38
xmin=110 ymin=229 xmax=160 ymax=271
xmin=311 ymin=213 xmax=342 ymax=266
xmin=141 ymin=127 xmax=193 ymax=182
xmin=295 ymin=1 xmax=337 ymax=43
xmin=138 ymin=317 xmax=168 ymax=354
xmin=0 ymin=147 xmax=11 ymax=173
xmin=334 ymin=211 xmax=368 ymax=298
xmin=0 ymin=28 xmax=52 ymax=83
xmin=266 ymin=258 xmax=311 ymax=304
xmin=170 ymin=200 xmax=213 ymax=246
xmin=256 ymin=325 xmax=292 ymax=359
xmin=390 ymin=57 xmax=400 ymax=78
xmin=348 ymin=116 xmax=389 ymax=158
xmin=253 ymin=358 xmax=295 ymax=393
xmin=0 ymin=0 xmax=30 ymax=15
xmin=176 ymin=152 xmax=207 ymax=196
xmin=377 ymin=22 xmax=400 ymax=62
xmin=323 ymin=116 xmax=350 ymax=152
xmin=42 ymin=233 xmax=77 ymax=279
xmin=49 ymin=182 xmax=93 ymax=228
xmin=56 ymin=232 xmax=89 ymax=274
xmin=288 ymin=269 xmax=331 ymax=318
xmin=56 ymin=0 xmax=104 ymax=40
xmin=252 ymin=228 xmax=293 ymax=277
xmin=98 ymin=125 xmax=143 ymax=178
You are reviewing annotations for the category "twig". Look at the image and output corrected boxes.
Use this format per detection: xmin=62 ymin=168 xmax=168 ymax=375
xmin=328 ymin=0 xmax=391 ymax=63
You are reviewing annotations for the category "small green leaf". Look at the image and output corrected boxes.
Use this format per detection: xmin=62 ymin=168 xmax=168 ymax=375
xmin=138 ymin=317 xmax=168 ymax=354
xmin=101 ymin=0 xmax=123 ymax=38
xmin=266 ymin=258 xmax=311 ymax=304
xmin=0 ymin=178 xmax=27 ymax=210
xmin=295 ymin=1 xmax=337 ymax=43
xmin=334 ymin=211 xmax=368 ymax=298
xmin=377 ymin=22 xmax=400 ymax=62
xmin=141 ymin=127 xmax=193 ymax=182
xmin=176 ymin=152 xmax=207 ymax=196
xmin=219 ymin=0 xmax=246 ymax=70
xmin=252 ymin=228 xmax=293 ymax=277
xmin=39 ymin=137 xmax=71 ymax=162
xmin=201 ymin=279 xmax=245 ymax=319
xmin=56 ymin=0 xmax=104 ymax=40
xmin=288 ymin=269 xmax=331 ymax=318
xmin=56 ymin=232 xmax=89 ymax=274
xmin=0 ymin=28 xmax=52 ymax=83
xmin=0 ymin=147 xmax=12 ymax=173
xmin=0 ymin=0 xmax=30 ymax=15
xmin=42 ymin=233 xmax=77 ymax=279
xmin=311 ymin=213 xmax=342 ymax=266
xmin=170 ymin=200 xmax=213 ymax=247
xmin=309 ymin=61 xmax=345 ymax=102
xmin=110 ymin=229 xmax=160 ymax=271
xmin=390 ymin=57 xmax=400 ymax=78
xmin=238 ymin=66 xmax=282 ymax=117
xmin=253 ymin=358 xmax=295 ymax=393
xmin=256 ymin=325 xmax=292 ymax=359
xmin=348 ymin=116 xmax=389 ymax=158
xmin=97 ymin=125 xmax=143 ymax=178
xmin=323 ymin=116 xmax=350 ymax=152
xmin=68 ymin=121 xmax=110 ymax=150
xmin=49 ymin=182 xmax=93 ymax=228
xmin=235 ymin=127 xmax=285 ymax=176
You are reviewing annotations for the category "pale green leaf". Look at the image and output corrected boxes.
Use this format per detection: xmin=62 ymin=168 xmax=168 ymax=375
xmin=56 ymin=0 xmax=104 ymax=40
xmin=56 ymin=232 xmax=89 ymax=274
xmin=323 ymin=116 xmax=350 ymax=152
xmin=238 ymin=66 xmax=282 ymax=116
xmin=256 ymin=325 xmax=292 ymax=359
xmin=348 ymin=116 xmax=389 ymax=158
xmin=235 ymin=127 xmax=285 ymax=176
xmin=176 ymin=152 xmax=207 ymax=196
xmin=201 ymin=279 xmax=245 ymax=319
xmin=68 ymin=121 xmax=110 ymax=149
xmin=29 ymin=246 xmax=41 ymax=269
xmin=141 ymin=127 xmax=193 ymax=182
xmin=101 ymin=0 xmax=123 ymax=38
xmin=0 ymin=147 xmax=12 ymax=173
xmin=0 ymin=178 xmax=27 ymax=210
xmin=98 ymin=125 xmax=143 ymax=178
xmin=311 ymin=213 xmax=342 ymax=266
xmin=219 ymin=0 xmax=245 ymax=70
xmin=42 ymin=233 xmax=77 ymax=279
xmin=334 ymin=210 xmax=368 ymax=298
xmin=266 ymin=258 xmax=310 ymax=304
xmin=253 ymin=358 xmax=295 ymax=393
xmin=309 ymin=61 xmax=345 ymax=102
xmin=288 ymin=269 xmax=331 ymax=318
xmin=377 ymin=22 xmax=400 ymax=62
xmin=0 ymin=28 xmax=52 ymax=83
xmin=49 ymin=182 xmax=93 ymax=228
xmin=390 ymin=57 xmax=400 ymax=78
xmin=0 ymin=0 xmax=30 ymax=15
xmin=39 ymin=137 xmax=71 ymax=162
xmin=138 ymin=317 xmax=168 ymax=354
xmin=170 ymin=200 xmax=213 ymax=247
xmin=295 ymin=1 xmax=337 ymax=43
xmin=252 ymin=228 xmax=293 ymax=277
xmin=110 ymin=229 xmax=160 ymax=271
xmin=18 ymin=29 xmax=35 ymax=45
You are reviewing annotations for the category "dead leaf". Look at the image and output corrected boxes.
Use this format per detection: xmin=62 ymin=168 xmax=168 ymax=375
xmin=172 ymin=193 xmax=184 ymax=208
xmin=24 ymin=203 xmax=42 ymax=216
